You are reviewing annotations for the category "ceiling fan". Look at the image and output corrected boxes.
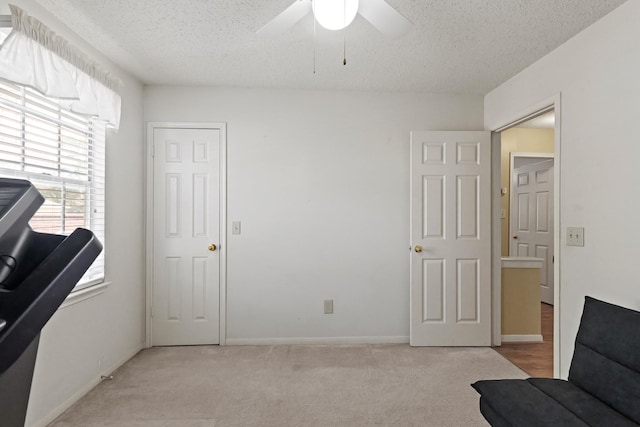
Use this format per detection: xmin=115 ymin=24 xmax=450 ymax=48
xmin=258 ymin=0 xmax=413 ymax=38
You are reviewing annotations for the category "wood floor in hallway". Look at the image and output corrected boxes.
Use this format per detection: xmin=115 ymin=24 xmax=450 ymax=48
xmin=494 ymin=302 xmax=553 ymax=377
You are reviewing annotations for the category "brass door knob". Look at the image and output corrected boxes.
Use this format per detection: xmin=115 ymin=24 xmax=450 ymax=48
xmin=414 ymin=245 xmax=423 ymax=253
xmin=512 ymin=235 xmax=518 ymax=239
xmin=208 ymin=244 xmax=217 ymax=252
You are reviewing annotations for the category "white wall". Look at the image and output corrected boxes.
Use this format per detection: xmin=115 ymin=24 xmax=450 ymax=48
xmin=485 ymin=0 xmax=638 ymax=378
xmin=0 ymin=2 xmax=146 ymax=425
xmin=145 ymin=87 xmax=483 ymax=343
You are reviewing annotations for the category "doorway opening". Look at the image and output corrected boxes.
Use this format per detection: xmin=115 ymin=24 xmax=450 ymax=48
xmin=494 ymin=109 xmax=556 ymax=377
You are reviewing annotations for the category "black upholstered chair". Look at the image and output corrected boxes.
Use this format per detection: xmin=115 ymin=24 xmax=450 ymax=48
xmin=472 ymin=296 xmax=640 ymax=426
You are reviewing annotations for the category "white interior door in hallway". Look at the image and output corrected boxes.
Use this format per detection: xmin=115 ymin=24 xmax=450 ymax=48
xmin=410 ymin=131 xmax=491 ymax=346
xmin=510 ymin=157 xmax=554 ymax=305
xmin=152 ymin=127 xmax=222 ymax=346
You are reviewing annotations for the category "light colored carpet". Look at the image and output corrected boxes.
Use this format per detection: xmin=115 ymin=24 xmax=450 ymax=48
xmin=49 ymin=344 xmax=526 ymax=427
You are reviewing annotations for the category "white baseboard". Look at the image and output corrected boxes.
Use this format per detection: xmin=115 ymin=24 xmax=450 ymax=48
xmin=29 ymin=343 xmax=144 ymax=427
xmin=501 ymin=334 xmax=543 ymax=343
xmin=225 ymin=336 xmax=410 ymax=345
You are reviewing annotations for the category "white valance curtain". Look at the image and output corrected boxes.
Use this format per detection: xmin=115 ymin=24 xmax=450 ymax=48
xmin=0 ymin=4 xmax=121 ymax=129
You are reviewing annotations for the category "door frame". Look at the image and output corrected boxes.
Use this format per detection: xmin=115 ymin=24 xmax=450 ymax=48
xmin=508 ymin=153 xmax=554 ymax=257
xmin=489 ymin=94 xmax=561 ymax=377
xmin=145 ymin=121 xmax=228 ymax=348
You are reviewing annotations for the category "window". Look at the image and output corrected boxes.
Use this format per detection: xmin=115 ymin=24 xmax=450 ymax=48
xmin=0 ymin=80 xmax=105 ymax=288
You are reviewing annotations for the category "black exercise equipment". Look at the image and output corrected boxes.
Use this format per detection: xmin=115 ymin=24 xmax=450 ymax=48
xmin=0 ymin=178 xmax=103 ymax=427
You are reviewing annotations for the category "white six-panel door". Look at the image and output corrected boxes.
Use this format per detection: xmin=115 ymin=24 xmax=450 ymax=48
xmin=510 ymin=159 xmax=554 ymax=304
xmin=152 ymin=127 xmax=221 ymax=346
xmin=410 ymin=131 xmax=491 ymax=346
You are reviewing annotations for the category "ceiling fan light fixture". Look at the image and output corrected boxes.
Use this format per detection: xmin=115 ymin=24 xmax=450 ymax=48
xmin=312 ymin=0 xmax=359 ymax=31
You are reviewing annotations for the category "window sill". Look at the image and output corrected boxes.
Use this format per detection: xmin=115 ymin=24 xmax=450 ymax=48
xmin=59 ymin=281 xmax=111 ymax=310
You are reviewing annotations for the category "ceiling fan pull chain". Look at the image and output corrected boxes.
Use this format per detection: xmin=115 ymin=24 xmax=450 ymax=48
xmin=343 ymin=0 xmax=347 ymax=65
xmin=343 ymin=30 xmax=348 ymax=66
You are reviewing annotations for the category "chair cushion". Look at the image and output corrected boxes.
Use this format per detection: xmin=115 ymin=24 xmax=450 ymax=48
xmin=478 ymin=397 xmax=512 ymax=427
xmin=528 ymin=378 xmax=637 ymax=426
xmin=472 ymin=379 xmax=587 ymax=426
xmin=472 ymin=377 xmax=640 ymax=426
xmin=569 ymin=297 xmax=640 ymax=423
xmin=472 ymin=297 xmax=640 ymax=426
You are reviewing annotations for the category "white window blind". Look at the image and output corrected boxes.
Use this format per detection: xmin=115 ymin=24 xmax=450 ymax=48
xmin=0 ymin=79 xmax=105 ymax=289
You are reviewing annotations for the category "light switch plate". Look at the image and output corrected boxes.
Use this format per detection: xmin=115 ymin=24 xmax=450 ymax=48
xmin=567 ymin=227 xmax=584 ymax=247
xmin=232 ymin=221 xmax=241 ymax=235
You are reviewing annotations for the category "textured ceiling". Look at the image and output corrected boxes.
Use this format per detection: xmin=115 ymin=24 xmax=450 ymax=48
xmin=33 ymin=0 xmax=627 ymax=94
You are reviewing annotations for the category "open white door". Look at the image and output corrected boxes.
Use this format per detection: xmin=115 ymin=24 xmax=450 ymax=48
xmin=510 ymin=158 xmax=554 ymax=304
xmin=410 ymin=131 xmax=491 ymax=346
xmin=152 ymin=127 xmax=222 ymax=346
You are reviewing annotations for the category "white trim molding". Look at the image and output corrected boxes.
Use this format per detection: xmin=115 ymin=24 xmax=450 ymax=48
xmin=489 ymin=93 xmax=562 ymax=379
xmin=501 ymin=335 xmax=544 ymax=343
xmin=59 ymin=282 xmax=111 ymax=310
xmin=225 ymin=336 xmax=410 ymax=346
xmin=501 ymin=257 xmax=543 ymax=269
xmin=30 ymin=343 xmax=143 ymax=427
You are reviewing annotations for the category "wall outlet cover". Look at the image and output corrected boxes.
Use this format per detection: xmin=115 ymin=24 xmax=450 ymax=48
xmin=323 ymin=299 xmax=333 ymax=314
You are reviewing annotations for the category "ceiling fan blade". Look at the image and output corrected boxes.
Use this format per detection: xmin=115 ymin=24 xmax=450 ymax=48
xmin=257 ymin=0 xmax=312 ymax=37
xmin=358 ymin=0 xmax=412 ymax=38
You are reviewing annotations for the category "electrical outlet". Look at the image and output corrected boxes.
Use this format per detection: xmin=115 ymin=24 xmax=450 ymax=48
xmin=323 ymin=300 xmax=333 ymax=314
xmin=567 ymin=227 xmax=585 ymax=247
